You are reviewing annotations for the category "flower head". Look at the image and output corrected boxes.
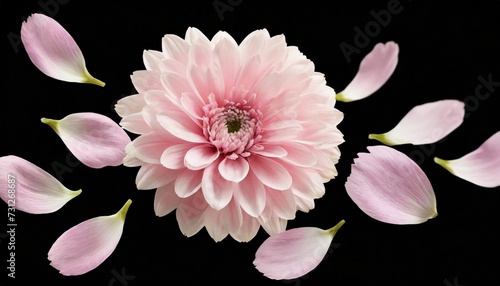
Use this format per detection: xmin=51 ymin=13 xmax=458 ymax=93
xmin=116 ymin=27 xmax=344 ymax=241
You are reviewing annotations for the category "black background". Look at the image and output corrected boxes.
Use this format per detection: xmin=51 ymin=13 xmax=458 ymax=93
xmin=1 ymin=1 xmax=500 ymax=285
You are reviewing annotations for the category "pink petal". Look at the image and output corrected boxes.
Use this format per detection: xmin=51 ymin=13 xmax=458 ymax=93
xmin=154 ymin=182 xmax=180 ymax=217
xmin=202 ymin=162 xmax=234 ymax=210
xmin=0 ymin=155 xmax=81 ymax=214
xmin=254 ymin=220 xmax=345 ymax=280
xmin=157 ymin=111 xmax=206 ymax=143
xmin=434 ymin=131 xmax=500 ymax=188
xmin=184 ymin=145 xmax=220 ymax=170
xmin=135 ymin=164 xmax=178 ymax=190
xmin=218 ymin=157 xmax=250 ymax=183
xmin=369 ymin=100 xmax=465 ymax=145
xmin=174 ymin=168 xmax=203 ymax=198
xmin=161 ymin=143 xmax=194 ymax=169
xmin=337 ymin=42 xmax=398 ymax=102
xmin=48 ymin=199 xmax=132 ymax=276
xmin=230 ymin=211 xmax=260 ymax=242
xmin=248 ymin=156 xmax=292 ymax=191
xmin=41 ymin=113 xmax=131 ymax=169
xmin=176 ymin=191 xmax=207 ymax=237
xmin=345 ymin=146 xmax=437 ymax=224
xmin=236 ymin=171 xmax=266 ymax=217
xmin=21 ymin=13 xmax=104 ymax=86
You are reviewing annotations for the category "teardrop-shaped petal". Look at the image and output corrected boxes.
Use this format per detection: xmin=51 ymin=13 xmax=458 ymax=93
xmin=0 ymin=155 xmax=81 ymax=214
xmin=336 ymin=42 xmax=398 ymax=102
xmin=21 ymin=13 xmax=104 ymax=86
xmin=254 ymin=220 xmax=345 ymax=280
xmin=345 ymin=146 xmax=437 ymax=224
xmin=41 ymin=112 xmax=131 ymax=169
xmin=434 ymin=131 xmax=500 ymax=188
xmin=369 ymin=100 xmax=465 ymax=146
xmin=48 ymin=199 xmax=132 ymax=276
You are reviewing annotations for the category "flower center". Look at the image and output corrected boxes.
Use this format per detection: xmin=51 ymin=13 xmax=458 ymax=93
xmin=202 ymin=95 xmax=262 ymax=158
xmin=226 ymin=120 xmax=241 ymax=133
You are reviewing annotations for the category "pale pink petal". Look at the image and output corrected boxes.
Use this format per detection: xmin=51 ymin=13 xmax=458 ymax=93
xmin=114 ymin=94 xmax=145 ymax=117
xmin=218 ymin=157 xmax=250 ymax=183
xmin=41 ymin=113 xmax=131 ymax=169
xmin=184 ymin=145 xmax=220 ymax=170
xmin=369 ymin=100 xmax=465 ymax=146
xmin=236 ymin=171 xmax=266 ymax=217
xmin=230 ymin=211 xmax=260 ymax=242
xmin=157 ymin=111 xmax=206 ymax=143
xmin=21 ymin=13 xmax=104 ymax=86
xmin=48 ymin=199 xmax=132 ymax=276
xmin=434 ymin=131 xmax=500 ymax=188
xmin=0 ymin=155 xmax=81 ymax=214
xmin=202 ymin=162 xmax=234 ymax=210
xmin=174 ymin=168 xmax=203 ymax=198
xmin=254 ymin=220 xmax=345 ymax=280
xmin=143 ymin=50 xmax=164 ymax=71
xmin=154 ymin=182 xmax=180 ymax=217
xmin=176 ymin=191 xmax=207 ymax=237
xmin=337 ymin=42 xmax=398 ymax=102
xmin=135 ymin=164 xmax=178 ymax=190
xmin=161 ymin=143 xmax=195 ymax=169
xmin=131 ymin=132 xmax=170 ymax=164
xmin=220 ymin=197 xmax=243 ymax=235
xmin=203 ymin=207 xmax=229 ymax=242
xmin=266 ymin=188 xmax=296 ymax=220
xmin=248 ymin=156 xmax=292 ymax=191
xmin=345 ymin=146 xmax=437 ymax=224
xmin=280 ymin=142 xmax=317 ymax=167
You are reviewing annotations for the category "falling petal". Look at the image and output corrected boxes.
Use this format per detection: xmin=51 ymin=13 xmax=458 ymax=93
xmin=434 ymin=131 xmax=500 ymax=188
xmin=345 ymin=146 xmax=437 ymax=224
xmin=254 ymin=220 xmax=345 ymax=280
xmin=369 ymin=100 xmax=465 ymax=146
xmin=21 ymin=13 xmax=104 ymax=86
xmin=41 ymin=112 xmax=131 ymax=169
xmin=336 ymin=42 xmax=398 ymax=102
xmin=0 ymin=155 xmax=81 ymax=214
xmin=48 ymin=199 xmax=132 ymax=275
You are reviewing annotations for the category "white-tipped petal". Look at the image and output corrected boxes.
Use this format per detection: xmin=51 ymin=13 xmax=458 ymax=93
xmin=345 ymin=146 xmax=437 ymax=224
xmin=41 ymin=112 xmax=131 ymax=169
xmin=21 ymin=13 xmax=104 ymax=86
xmin=337 ymin=42 xmax=398 ymax=102
xmin=48 ymin=199 xmax=132 ymax=275
xmin=369 ymin=100 xmax=465 ymax=145
xmin=434 ymin=131 xmax=500 ymax=188
xmin=254 ymin=220 xmax=345 ymax=280
xmin=0 ymin=155 xmax=81 ymax=214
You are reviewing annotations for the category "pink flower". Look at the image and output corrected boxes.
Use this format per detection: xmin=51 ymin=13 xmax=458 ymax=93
xmin=116 ymin=27 xmax=344 ymax=241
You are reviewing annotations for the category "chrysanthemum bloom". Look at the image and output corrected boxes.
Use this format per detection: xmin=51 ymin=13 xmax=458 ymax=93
xmin=116 ymin=27 xmax=344 ymax=242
